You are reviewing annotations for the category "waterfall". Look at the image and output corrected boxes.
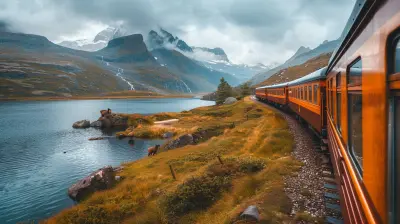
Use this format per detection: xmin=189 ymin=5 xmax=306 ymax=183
xmin=101 ymin=56 xmax=135 ymax=90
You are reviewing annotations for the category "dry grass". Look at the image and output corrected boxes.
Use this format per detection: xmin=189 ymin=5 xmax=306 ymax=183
xmin=45 ymin=97 xmax=302 ymax=224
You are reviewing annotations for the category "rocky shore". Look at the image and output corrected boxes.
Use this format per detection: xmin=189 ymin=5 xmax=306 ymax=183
xmin=72 ymin=109 xmax=128 ymax=129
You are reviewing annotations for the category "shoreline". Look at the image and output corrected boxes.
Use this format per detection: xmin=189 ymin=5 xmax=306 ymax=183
xmin=0 ymin=94 xmax=198 ymax=102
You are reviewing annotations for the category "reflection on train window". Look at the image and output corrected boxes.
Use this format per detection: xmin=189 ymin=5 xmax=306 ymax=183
xmin=395 ymin=40 xmax=400 ymax=73
xmin=349 ymin=94 xmax=363 ymax=171
xmin=330 ymin=79 xmax=334 ymax=117
xmin=337 ymin=92 xmax=342 ymax=132
xmin=313 ymin=85 xmax=318 ymax=104
xmin=348 ymin=59 xmax=362 ymax=85
xmin=308 ymin=86 xmax=312 ymax=102
xmin=337 ymin=73 xmax=342 ymax=132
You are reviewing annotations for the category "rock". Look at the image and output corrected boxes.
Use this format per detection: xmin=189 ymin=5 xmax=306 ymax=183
xmin=68 ymin=166 xmax=115 ymax=201
xmin=98 ymin=110 xmax=128 ymax=128
xmin=162 ymin=132 xmax=174 ymax=139
xmin=163 ymin=134 xmax=194 ymax=150
xmin=88 ymin=137 xmax=104 ymax=141
xmin=113 ymin=166 xmax=124 ymax=172
xmin=115 ymin=176 xmax=121 ymax=181
xmin=240 ymin=205 xmax=260 ymax=221
xmin=224 ymin=97 xmax=238 ymax=105
xmin=90 ymin=120 xmax=103 ymax=128
xmin=72 ymin=120 xmax=90 ymax=128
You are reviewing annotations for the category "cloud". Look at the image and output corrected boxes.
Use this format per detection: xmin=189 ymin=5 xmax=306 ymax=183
xmin=0 ymin=0 xmax=355 ymax=65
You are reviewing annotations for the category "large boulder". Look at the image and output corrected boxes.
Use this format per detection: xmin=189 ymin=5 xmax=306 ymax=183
xmin=240 ymin=205 xmax=260 ymax=221
xmin=224 ymin=97 xmax=238 ymax=105
xmin=72 ymin=120 xmax=90 ymax=129
xmin=68 ymin=166 xmax=115 ymax=201
xmin=98 ymin=111 xmax=128 ymax=128
xmin=90 ymin=120 xmax=103 ymax=128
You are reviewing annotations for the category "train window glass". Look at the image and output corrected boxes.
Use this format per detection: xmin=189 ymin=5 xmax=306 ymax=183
xmin=308 ymin=86 xmax=312 ymax=102
xmin=349 ymin=93 xmax=363 ymax=171
xmin=330 ymin=79 xmax=334 ymax=117
xmin=313 ymin=85 xmax=318 ymax=104
xmin=348 ymin=59 xmax=362 ymax=86
xmin=337 ymin=92 xmax=342 ymax=133
xmin=395 ymin=40 xmax=400 ymax=73
xmin=337 ymin=73 xmax=342 ymax=132
xmin=348 ymin=58 xmax=363 ymax=172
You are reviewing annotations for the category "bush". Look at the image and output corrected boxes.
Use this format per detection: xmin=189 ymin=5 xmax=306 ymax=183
xmin=164 ymin=175 xmax=231 ymax=217
xmin=127 ymin=114 xmax=154 ymax=127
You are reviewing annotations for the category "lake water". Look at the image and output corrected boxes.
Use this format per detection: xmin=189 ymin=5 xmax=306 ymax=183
xmin=0 ymin=98 xmax=214 ymax=223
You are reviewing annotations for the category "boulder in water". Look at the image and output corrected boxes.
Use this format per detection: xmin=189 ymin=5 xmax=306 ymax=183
xmin=224 ymin=97 xmax=238 ymax=105
xmin=90 ymin=120 xmax=103 ymax=128
xmin=72 ymin=120 xmax=90 ymax=129
xmin=67 ymin=166 xmax=115 ymax=201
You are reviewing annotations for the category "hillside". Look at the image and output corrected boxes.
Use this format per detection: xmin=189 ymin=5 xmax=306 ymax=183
xmin=250 ymin=39 xmax=339 ymax=85
xmin=0 ymin=31 xmax=242 ymax=98
xmin=254 ymin=53 xmax=331 ymax=88
xmin=46 ymin=98 xmax=305 ymax=224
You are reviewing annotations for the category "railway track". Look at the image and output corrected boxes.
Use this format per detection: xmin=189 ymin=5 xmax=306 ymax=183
xmin=251 ymin=96 xmax=343 ymax=224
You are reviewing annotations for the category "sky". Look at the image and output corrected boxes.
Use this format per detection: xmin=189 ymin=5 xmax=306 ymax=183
xmin=0 ymin=0 xmax=355 ymax=65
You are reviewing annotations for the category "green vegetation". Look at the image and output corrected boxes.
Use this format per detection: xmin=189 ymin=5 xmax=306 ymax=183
xmin=216 ymin=77 xmax=233 ymax=105
xmin=46 ymin=97 xmax=302 ymax=224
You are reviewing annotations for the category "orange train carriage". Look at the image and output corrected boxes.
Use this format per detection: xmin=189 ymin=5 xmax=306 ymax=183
xmin=256 ymin=0 xmax=400 ymax=223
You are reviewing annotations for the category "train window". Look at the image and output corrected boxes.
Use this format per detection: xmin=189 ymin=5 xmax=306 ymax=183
xmin=395 ymin=39 xmax=400 ymax=73
xmin=308 ymin=85 xmax=312 ymax=102
xmin=337 ymin=73 xmax=342 ymax=133
xmin=330 ymin=79 xmax=334 ymax=117
xmin=313 ymin=85 xmax=318 ymax=104
xmin=348 ymin=58 xmax=363 ymax=172
xmin=348 ymin=58 xmax=362 ymax=86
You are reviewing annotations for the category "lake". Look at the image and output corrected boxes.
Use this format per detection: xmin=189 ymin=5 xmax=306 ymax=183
xmin=0 ymin=98 xmax=214 ymax=223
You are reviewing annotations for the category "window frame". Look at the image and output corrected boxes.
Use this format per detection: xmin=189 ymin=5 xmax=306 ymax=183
xmin=347 ymin=57 xmax=363 ymax=176
xmin=336 ymin=72 xmax=342 ymax=134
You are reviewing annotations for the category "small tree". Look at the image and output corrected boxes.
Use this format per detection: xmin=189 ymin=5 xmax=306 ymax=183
xmin=240 ymin=82 xmax=251 ymax=97
xmin=216 ymin=77 xmax=233 ymax=105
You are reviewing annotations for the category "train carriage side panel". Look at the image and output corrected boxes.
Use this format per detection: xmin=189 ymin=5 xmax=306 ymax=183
xmin=325 ymin=0 xmax=400 ymax=223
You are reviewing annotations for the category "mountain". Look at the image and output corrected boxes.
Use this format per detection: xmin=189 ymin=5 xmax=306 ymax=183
xmin=0 ymin=32 xmax=129 ymax=98
xmin=58 ymin=26 xmax=127 ymax=52
xmin=250 ymin=39 xmax=339 ymax=85
xmin=254 ymin=53 xmax=332 ymax=87
xmin=146 ymin=28 xmax=275 ymax=83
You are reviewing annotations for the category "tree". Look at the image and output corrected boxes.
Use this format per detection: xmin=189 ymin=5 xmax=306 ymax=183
xmin=216 ymin=77 xmax=233 ymax=105
xmin=240 ymin=82 xmax=251 ymax=97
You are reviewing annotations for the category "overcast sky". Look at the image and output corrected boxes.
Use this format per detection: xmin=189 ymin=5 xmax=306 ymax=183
xmin=0 ymin=0 xmax=355 ymax=65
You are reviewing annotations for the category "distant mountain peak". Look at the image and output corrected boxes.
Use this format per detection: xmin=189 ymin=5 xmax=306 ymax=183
xmin=147 ymin=29 xmax=193 ymax=52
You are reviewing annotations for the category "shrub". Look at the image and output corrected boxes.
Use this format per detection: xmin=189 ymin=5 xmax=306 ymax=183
xmin=164 ymin=175 xmax=231 ymax=218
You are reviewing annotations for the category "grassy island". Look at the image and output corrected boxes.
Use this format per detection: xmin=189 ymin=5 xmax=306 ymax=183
xmin=46 ymin=97 xmax=302 ymax=224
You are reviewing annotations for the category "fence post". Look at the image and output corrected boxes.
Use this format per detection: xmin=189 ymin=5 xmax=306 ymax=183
xmin=217 ymin=155 xmax=224 ymax=165
xmin=169 ymin=165 xmax=176 ymax=180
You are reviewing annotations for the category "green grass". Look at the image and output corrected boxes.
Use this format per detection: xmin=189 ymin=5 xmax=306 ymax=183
xmin=45 ymin=97 xmax=302 ymax=224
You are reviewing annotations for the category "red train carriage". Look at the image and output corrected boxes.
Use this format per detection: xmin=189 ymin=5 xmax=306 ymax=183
xmin=287 ymin=67 xmax=327 ymax=134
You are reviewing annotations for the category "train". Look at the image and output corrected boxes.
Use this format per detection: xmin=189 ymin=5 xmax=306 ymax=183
xmin=256 ymin=0 xmax=400 ymax=223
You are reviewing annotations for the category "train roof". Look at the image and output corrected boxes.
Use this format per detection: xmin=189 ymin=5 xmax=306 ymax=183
xmin=287 ymin=67 xmax=327 ymax=86
xmin=327 ymin=0 xmax=378 ymax=72
xmin=256 ymin=67 xmax=327 ymax=90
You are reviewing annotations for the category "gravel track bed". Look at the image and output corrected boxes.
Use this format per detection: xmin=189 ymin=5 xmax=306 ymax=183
xmin=252 ymin=98 xmax=326 ymax=220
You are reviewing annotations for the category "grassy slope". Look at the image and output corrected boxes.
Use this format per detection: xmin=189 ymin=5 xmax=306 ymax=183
xmin=45 ymin=97 xmax=302 ymax=224
xmin=253 ymin=53 xmax=331 ymax=88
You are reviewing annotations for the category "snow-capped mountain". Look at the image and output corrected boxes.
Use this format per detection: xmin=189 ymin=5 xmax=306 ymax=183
xmin=146 ymin=28 xmax=274 ymax=83
xmin=58 ymin=26 xmax=128 ymax=51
